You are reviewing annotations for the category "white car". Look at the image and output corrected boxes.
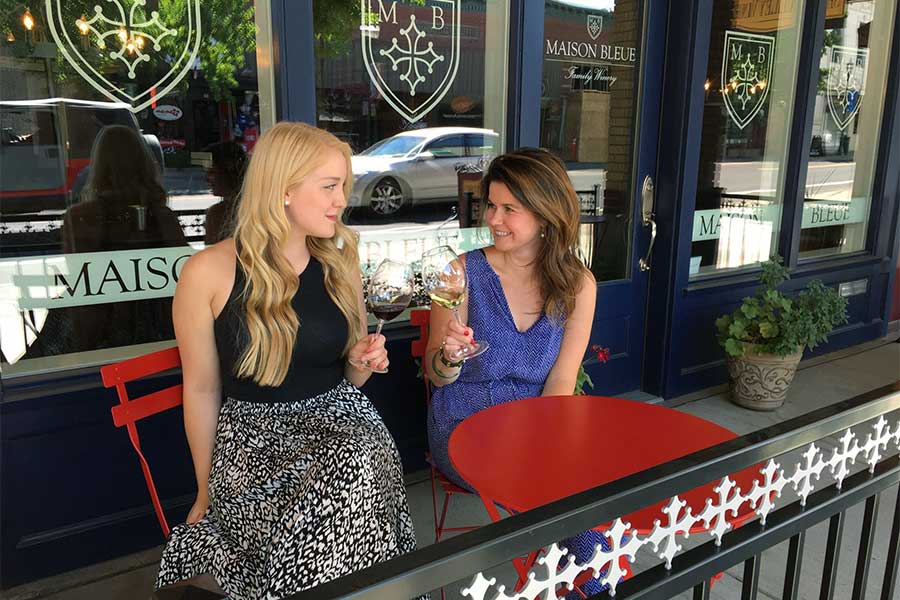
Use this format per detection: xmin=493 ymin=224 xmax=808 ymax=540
xmin=350 ymin=127 xmax=499 ymax=216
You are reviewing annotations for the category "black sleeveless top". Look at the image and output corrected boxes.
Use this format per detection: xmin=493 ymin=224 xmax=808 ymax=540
xmin=214 ymin=257 xmax=348 ymax=403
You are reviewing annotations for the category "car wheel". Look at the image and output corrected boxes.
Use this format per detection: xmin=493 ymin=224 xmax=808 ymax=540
xmin=370 ymin=177 xmax=405 ymax=216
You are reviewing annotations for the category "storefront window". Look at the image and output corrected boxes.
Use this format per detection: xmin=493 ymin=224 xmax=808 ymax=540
xmin=0 ymin=1 xmax=274 ymax=374
xmin=689 ymin=0 xmax=806 ymax=277
xmin=312 ymin=0 xmax=509 ymax=272
xmin=799 ymin=0 xmax=895 ymax=259
xmin=540 ymin=0 xmax=639 ymax=281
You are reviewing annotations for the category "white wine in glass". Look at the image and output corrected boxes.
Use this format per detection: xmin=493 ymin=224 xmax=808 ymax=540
xmin=421 ymin=245 xmax=488 ymax=360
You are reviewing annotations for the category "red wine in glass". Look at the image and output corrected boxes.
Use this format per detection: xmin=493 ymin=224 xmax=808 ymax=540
xmin=349 ymin=259 xmax=413 ymax=374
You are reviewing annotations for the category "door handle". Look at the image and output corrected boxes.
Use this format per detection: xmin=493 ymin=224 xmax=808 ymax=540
xmin=638 ymin=175 xmax=656 ymax=272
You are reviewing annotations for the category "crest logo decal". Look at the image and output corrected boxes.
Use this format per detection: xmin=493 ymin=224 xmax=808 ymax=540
xmin=826 ymin=45 xmax=868 ymax=131
xmin=587 ymin=14 xmax=603 ymax=40
xmin=720 ymin=30 xmax=775 ymax=130
xmin=45 ymin=0 xmax=201 ymax=113
xmin=361 ymin=0 xmax=460 ymax=123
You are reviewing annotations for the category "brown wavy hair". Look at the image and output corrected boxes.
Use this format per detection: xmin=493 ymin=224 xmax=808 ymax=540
xmin=232 ymin=122 xmax=364 ymax=386
xmin=480 ymin=148 xmax=591 ymax=322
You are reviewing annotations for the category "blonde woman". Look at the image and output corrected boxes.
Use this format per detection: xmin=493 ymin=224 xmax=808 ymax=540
xmin=155 ymin=123 xmax=419 ymax=599
xmin=425 ymin=148 xmax=605 ymax=598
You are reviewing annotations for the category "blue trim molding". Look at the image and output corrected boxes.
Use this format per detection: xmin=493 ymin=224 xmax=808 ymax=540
xmin=642 ymin=0 xmax=712 ymax=397
xmin=271 ymin=0 xmax=317 ymax=123
xmin=506 ymin=0 xmax=543 ymax=150
xmin=781 ymin=0 xmax=826 ymax=266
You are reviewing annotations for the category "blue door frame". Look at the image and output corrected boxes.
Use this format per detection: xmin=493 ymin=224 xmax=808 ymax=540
xmin=643 ymin=0 xmax=900 ymax=400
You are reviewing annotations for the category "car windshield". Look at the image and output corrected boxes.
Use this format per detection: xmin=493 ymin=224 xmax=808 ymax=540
xmin=360 ymin=135 xmax=425 ymax=157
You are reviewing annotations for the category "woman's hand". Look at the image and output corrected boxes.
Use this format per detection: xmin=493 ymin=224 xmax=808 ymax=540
xmin=186 ymin=491 xmax=209 ymax=525
xmin=442 ymin=319 xmax=474 ymax=361
xmin=348 ymin=333 xmax=389 ymax=372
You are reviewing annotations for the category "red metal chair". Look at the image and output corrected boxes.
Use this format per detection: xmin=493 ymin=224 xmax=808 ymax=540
xmin=100 ymin=346 xmax=183 ymax=538
xmin=410 ymin=309 xmax=485 ymax=543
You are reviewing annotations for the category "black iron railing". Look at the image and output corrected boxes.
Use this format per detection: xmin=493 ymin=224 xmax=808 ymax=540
xmin=286 ymin=383 xmax=900 ymax=600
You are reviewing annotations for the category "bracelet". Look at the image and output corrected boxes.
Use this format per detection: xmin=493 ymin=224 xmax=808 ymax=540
xmin=430 ymin=351 xmax=460 ymax=380
xmin=438 ymin=341 xmax=465 ymax=368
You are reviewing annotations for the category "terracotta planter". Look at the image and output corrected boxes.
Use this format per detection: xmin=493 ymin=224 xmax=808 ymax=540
xmin=726 ymin=345 xmax=803 ymax=411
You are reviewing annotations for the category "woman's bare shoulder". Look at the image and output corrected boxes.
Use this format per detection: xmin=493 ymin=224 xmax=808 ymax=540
xmin=180 ymin=239 xmax=236 ymax=288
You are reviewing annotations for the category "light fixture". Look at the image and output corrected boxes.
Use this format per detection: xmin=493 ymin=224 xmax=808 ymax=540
xmin=6 ymin=30 xmax=15 ymax=43
xmin=76 ymin=16 xmax=89 ymax=35
xmin=22 ymin=8 xmax=34 ymax=31
xmin=704 ymin=80 xmax=711 ymax=91
xmin=118 ymin=28 xmax=127 ymax=42
xmin=135 ymin=35 xmax=144 ymax=49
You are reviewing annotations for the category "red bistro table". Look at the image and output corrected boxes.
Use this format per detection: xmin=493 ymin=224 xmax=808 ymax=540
xmin=448 ymin=395 xmax=762 ymax=587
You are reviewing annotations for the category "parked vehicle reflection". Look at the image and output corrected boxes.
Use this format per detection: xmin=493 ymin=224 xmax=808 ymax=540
xmin=350 ymin=127 xmax=498 ymax=216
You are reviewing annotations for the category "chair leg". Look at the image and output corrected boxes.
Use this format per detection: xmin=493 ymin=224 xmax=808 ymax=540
xmin=430 ymin=468 xmax=449 ymax=600
xmin=431 ymin=467 xmax=441 ymax=543
xmin=437 ymin=491 xmax=454 ymax=542
xmin=512 ymin=549 xmax=541 ymax=591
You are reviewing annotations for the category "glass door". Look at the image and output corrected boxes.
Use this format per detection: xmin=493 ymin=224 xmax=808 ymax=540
xmin=539 ymin=0 xmax=667 ymax=394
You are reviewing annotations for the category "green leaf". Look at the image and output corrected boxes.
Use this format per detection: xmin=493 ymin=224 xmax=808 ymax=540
xmin=574 ymin=364 xmax=594 ymax=395
xmin=764 ymin=289 xmax=781 ymax=303
xmin=729 ymin=320 xmax=747 ymax=339
xmin=715 ymin=315 xmax=732 ymax=333
xmin=740 ymin=302 xmax=759 ymax=319
xmin=759 ymin=321 xmax=779 ymax=338
xmin=724 ymin=338 xmax=744 ymax=357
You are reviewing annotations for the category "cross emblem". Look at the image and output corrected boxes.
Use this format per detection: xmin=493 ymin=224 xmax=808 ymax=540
xmin=381 ymin=15 xmax=445 ymax=96
xmin=75 ymin=1 xmax=178 ymax=79
xmin=827 ymin=429 xmax=860 ymax=490
xmin=834 ymin=60 xmax=860 ymax=114
xmin=697 ymin=476 xmax=747 ymax=546
xmin=789 ymin=443 xmax=826 ymax=506
xmin=646 ymin=496 xmax=697 ymax=569
xmin=730 ymin=54 xmax=762 ymax=111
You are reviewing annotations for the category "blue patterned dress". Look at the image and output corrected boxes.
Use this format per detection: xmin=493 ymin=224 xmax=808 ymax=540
xmin=427 ymin=248 xmax=609 ymax=597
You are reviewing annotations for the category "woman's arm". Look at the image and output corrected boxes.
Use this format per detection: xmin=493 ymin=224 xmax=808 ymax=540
xmin=542 ymin=270 xmax=597 ymax=396
xmin=173 ymin=250 xmax=223 ymax=524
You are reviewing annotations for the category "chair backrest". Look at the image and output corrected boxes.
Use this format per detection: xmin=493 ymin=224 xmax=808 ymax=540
xmin=410 ymin=308 xmax=432 ymax=405
xmin=100 ymin=346 xmax=183 ymax=537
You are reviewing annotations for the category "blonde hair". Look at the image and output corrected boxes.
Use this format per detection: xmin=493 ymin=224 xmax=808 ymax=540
xmin=232 ymin=122 xmax=364 ymax=386
xmin=480 ymin=148 xmax=590 ymax=322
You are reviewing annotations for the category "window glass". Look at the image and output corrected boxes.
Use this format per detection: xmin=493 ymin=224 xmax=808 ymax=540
xmin=0 ymin=1 xmax=274 ymax=375
xmin=425 ymin=135 xmax=467 ymax=157
xmin=689 ymin=0 xmax=805 ymax=277
xmin=540 ymin=0 xmax=641 ymax=282
xmin=466 ymin=132 xmax=499 ymax=157
xmin=312 ymin=0 xmax=509 ymax=275
xmin=799 ymin=0 xmax=895 ymax=259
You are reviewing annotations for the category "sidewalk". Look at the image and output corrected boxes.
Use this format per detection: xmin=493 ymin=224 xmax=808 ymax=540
xmin=3 ymin=341 xmax=898 ymax=599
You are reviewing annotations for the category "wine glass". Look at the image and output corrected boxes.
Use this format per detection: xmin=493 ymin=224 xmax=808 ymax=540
xmin=349 ymin=259 xmax=413 ymax=374
xmin=421 ymin=245 xmax=489 ymax=360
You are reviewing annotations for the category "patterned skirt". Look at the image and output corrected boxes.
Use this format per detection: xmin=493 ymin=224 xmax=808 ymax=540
xmin=155 ymin=380 xmax=419 ymax=600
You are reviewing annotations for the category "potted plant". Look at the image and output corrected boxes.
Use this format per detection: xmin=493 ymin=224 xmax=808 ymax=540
xmin=716 ymin=257 xmax=848 ymax=411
